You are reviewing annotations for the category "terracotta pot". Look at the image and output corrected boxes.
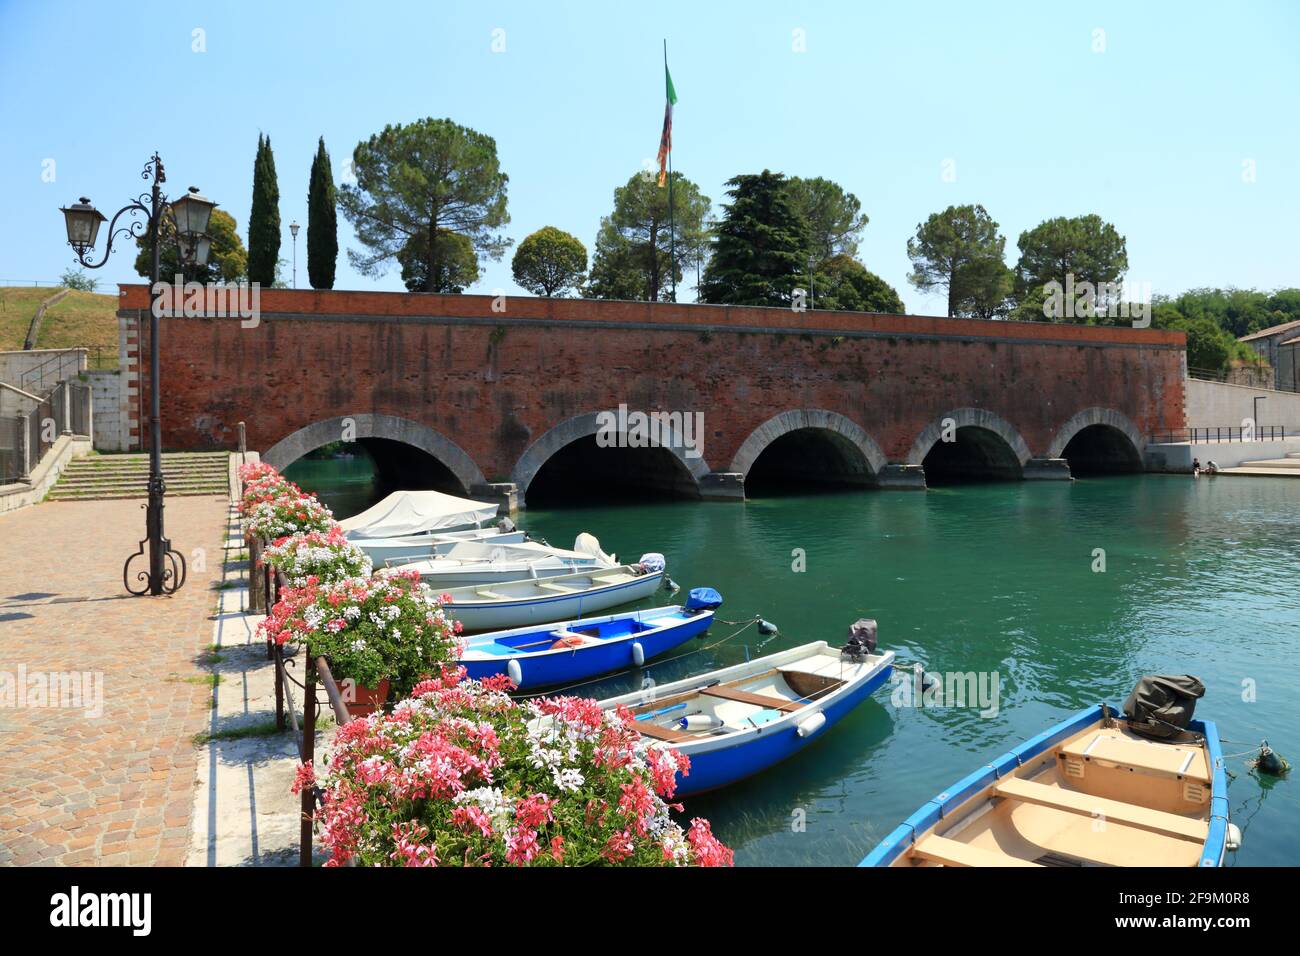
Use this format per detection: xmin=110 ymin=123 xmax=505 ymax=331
xmin=341 ymin=678 xmax=390 ymax=718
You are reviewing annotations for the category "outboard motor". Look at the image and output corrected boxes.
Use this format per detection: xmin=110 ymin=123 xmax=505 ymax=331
xmin=497 ymin=516 xmax=516 ymax=534
xmin=638 ymin=552 xmax=666 ymax=574
xmin=1123 ymin=674 xmax=1205 ymax=741
xmin=684 ymin=587 xmax=723 ymax=614
xmin=842 ymin=618 xmax=877 ymax=661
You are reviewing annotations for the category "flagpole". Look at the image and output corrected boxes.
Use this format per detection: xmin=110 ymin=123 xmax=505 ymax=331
xmin=665 ymin=38 xmax=676 ymax=302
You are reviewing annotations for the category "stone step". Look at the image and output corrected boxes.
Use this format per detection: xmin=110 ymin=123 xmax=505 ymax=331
xmin=1233 ymin=458 xmax=1300 ymax=469
xmin=1216 ymin=466 xmax=1300 ymax=478
xmin=48 ymin=487 xmax=228 ymax=500
xmin=57 ymin=470 xmax=228 ymax=483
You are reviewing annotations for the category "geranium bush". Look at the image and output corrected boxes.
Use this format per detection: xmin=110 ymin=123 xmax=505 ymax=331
xmin=261 ymin=526 xmax=372 ymax=587
xmin=300 ymin=667 xmax=734 ymax=867
xmin=238 ymin=461 xmax=299 ymax=516
xmin=245 ymin=491 xmax=335 ymax=539
xmin=260 ymin=568 xmax=460 ymax=699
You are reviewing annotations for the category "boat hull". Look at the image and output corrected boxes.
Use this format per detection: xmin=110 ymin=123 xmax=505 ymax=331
xmin=355 ymin=529 xmax=527 ymax=565
xmin=459 ymin=607 xmax=713 ymax=689
xmin=444 ymin=570 xmax=664 ymax=632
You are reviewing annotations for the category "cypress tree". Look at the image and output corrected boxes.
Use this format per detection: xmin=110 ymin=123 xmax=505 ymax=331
xmin=247 ymin=133 xmax=281 ymax=286
xmin=306 ymin=136 xmax=338 ymax=290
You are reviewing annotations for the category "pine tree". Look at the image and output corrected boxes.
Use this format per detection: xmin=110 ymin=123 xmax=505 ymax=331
xmin=699 ymin=171 xmax=809 ymax=307
xmin=247 ymin=133 xmax=281 ymax=286
xmin=307 ymin=137 xmax=338 ymax=289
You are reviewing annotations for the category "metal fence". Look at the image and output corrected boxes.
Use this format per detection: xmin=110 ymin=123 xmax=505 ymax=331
xmin=1152 ymin=425 xmax=1287 ymax=444
xmin=0 ymin=380 xmax=92 ymax=484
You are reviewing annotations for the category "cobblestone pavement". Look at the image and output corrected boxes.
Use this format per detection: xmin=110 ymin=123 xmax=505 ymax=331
xmin=0 ymin=495 xmax=232 ymax=866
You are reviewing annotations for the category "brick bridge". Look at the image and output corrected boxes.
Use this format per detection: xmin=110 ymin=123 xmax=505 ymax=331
xmin=117 ymin=286 xmax=1186 ymax=506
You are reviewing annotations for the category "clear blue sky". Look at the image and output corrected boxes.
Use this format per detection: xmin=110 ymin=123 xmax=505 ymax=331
xmin=2 ymin=0 xmax=1297 ymax=314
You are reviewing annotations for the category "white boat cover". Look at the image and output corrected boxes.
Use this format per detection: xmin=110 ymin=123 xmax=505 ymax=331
xmin=339 ymin=490 xmax=500 ymax=538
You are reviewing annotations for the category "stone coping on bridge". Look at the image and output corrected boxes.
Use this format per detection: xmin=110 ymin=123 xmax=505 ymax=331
xmin=117 ymin=285 xmax=1185 ymax=350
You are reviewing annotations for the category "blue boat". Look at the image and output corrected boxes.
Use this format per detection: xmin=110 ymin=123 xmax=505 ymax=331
xmin=458 ymin=589 xmax=722 ymax=690
xmin=860 ymin=702 xmax=1233 ymax=868
xmin=598 ymin=634 xmax=895 ymax=797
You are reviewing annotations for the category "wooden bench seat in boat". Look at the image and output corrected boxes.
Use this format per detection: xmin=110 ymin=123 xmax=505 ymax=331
xmin=536 ymin=581 xmax=575 ymax=593
xmin=993 ymin=777 xmax=1208 ymax=842
xmin=700 ymin=685 xmax=804 ymax=713
xmin=1060 ymin=731 xmax=1210 ymax=783
xmin=591 ymin=574 xmax=630 ymax=586
xmin=912 ymin=834 xmax=1042 ymax=868
xmin=627 ymin=719 xmax=693 ymax=742
xmin=475 ymin=588 xmax=506 ymax=599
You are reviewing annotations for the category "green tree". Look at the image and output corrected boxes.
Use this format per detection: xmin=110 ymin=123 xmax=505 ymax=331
xmin=307 ymin=136 xmax=338 ymax=290
xmin=60 ymin=267 xmax=98 ymax=292
xmin=811 ymin=254 xmax=904 ymax=313
xmin=247 ymin=134 xmax=281 ymax=286
xmin=699 ymin=170 xmax=809 ymax=307
xmin=787 ymin=176 xmax=868 ymax=263
xmin=397 ymin=231 xmax=479 ymax=293
xmin=1164 ymin=316 xmax=1234 ymax=374
xmin=586 ymin=170 xmax=710 ymax=302
xmin=512 ymin=226 xmax=587 ymax=297
xmin=340 ymin=117 xmax=510 ymax=292
xmin=1014 ymin=215 xmax=1128 ymax=318
xmin=906 ymin=204 xmax=1010 ymax=317
xmin=134 ymin=208 xmax=249 ymax=284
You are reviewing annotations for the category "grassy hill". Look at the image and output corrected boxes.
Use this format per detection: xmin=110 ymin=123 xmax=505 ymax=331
xmin=0 ymin=286 xmax=120 ymax=368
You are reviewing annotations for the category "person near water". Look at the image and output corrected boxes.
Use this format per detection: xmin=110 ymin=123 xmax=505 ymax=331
xmin=1192 ymin=457 xmax=1201 ymax=477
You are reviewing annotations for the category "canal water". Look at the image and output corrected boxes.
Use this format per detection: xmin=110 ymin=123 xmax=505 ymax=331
xmin=288 ymin=465 xmax=1300 ymax=867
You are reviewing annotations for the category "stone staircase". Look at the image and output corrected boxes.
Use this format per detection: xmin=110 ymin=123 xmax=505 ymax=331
xmin=1218 ymin=452 xmax=1300 ymax=478
xmin=48 ymin=451 xmax=230 ymax=500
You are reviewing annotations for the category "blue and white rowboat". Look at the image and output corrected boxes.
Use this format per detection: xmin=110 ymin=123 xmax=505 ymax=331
xmin=860 ymin=703 xmax=1232 ymax=868
xmin=459 ymin=602 xmax=717 ymax=690
xmin=599 ymin=641 xmax=895 ymax=797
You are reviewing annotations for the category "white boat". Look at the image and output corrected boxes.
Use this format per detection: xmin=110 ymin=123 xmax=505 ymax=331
xmin=357 ymin=527 xmax=527 ymax=565
xmin=400 ymin=534 xmax=619 ymax=590
xmin=340 ymin=489 xmax=519 ymax=564
xmin=437 ymin=561 xmax=666 ymax=632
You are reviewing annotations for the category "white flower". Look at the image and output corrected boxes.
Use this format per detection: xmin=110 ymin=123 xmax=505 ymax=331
xmin=552 ymin=766 xmax=585 ymax=792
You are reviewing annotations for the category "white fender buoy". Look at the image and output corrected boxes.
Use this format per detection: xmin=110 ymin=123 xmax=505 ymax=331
xmin=1226 ymin=822 xmax=1243 ymax=852
xmin=678 ymin=714 xmax=724 ymax=731
xmin=796 ymin=711 xmax=827 ymax=738
xmin=507 ymin=659 xmax=523 ymax=687
xmin=631 ymin=642 xmax=645 ymax=667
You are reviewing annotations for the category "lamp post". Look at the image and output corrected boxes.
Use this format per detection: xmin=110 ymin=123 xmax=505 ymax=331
xmin=289 ymin=220 xmax=299 ymax=289
xmin=60 ymin=153 xmax=216 ymax=596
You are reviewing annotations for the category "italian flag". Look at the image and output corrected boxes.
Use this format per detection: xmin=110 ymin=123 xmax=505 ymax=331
xmin=656 ymin=63 xmax=677 ymax=187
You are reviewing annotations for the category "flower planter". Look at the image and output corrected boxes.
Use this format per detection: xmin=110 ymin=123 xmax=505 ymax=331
xmin=341 ymin=678 xmax=390 ymax=718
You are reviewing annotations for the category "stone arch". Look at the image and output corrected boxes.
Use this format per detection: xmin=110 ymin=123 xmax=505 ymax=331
xmin=1047 ymin=407 xmax=1145 ymax=460
xmin=510 ymin=410 xmax=712 ymax=500
xmin=729 ymin=409 xmax=888 ymax=478
xmin=906 ymin=407 xmax=1034 ymax=467
xmin=262 ymin=413 xmax=485 ymax=495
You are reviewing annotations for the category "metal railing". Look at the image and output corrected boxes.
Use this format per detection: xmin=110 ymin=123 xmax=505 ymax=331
xmin=1152 ymin=425 xmax=1286 ymax=444
xmin=0 ymin=379 xmax=92 ymax=483
xmin=264 ymin=564 xmax=355 ymax=867
xmin=18 ymin=349 xmax=87 ymax=393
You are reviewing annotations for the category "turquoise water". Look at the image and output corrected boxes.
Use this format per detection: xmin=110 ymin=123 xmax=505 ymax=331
xmin=296 ymin=471 xmax=1300 ymax=867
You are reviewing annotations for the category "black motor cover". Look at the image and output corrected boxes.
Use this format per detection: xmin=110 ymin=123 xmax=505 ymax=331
xmin=1123 ymin=675 xmax=1205 ymax=740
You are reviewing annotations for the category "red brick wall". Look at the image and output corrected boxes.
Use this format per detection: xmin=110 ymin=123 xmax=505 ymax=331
xmin=119 ymin=285 xmax=1186 ymax=480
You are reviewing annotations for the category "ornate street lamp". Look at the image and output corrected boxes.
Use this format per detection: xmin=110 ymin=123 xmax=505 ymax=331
xmin=59 ymin=154 xmax=217 ymax=596
xmin=289 ymin=220 xmax=299 ymax=288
